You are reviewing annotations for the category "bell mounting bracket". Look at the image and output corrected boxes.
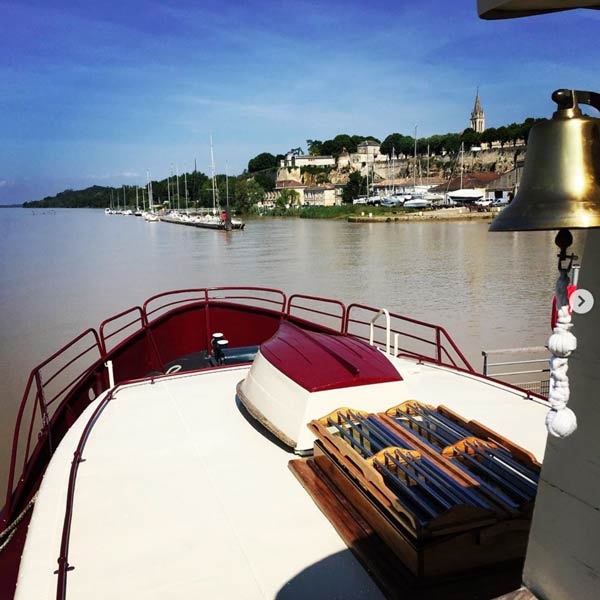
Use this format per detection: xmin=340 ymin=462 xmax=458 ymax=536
xmin=552 ymin=89 xmax=600 ymax=113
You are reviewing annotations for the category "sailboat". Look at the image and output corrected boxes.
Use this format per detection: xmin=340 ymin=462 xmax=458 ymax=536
xmin=134 ymin=186 xmax=142 ymax=216
xmin=402 ymin=126 xmax=433 ymax=209
xmin=194 ymin=138 xmax=244 ymax=231
xmin=144 ymin=171 xmax=160 ymax=221
xmin=446 ymin=142 xmax=485 ymax=204
xmin=105 ymin=190 xmax=115 ymax=214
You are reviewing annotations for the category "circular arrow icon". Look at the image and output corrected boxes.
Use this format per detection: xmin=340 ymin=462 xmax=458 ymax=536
xmin=570 ymin=289 xmax=594 ymax=314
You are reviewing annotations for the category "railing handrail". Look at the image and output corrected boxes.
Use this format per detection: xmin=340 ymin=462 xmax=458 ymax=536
xmin=346 ymin=302 xmax=474 ymax=372
xmin=482 ymin=345 xmax=548 ymax=356
xmin=99 ymin=306 xmax=145 ymax=353
xmin=481 ymin=346 xmax=550 ymax=399
xmin=287 ymin=293 xmax=346 ymax=332
xmin=143 ymin=287 xmax=287 ymax=324
xmin=55 ymin=388 xmax=116 ymax=600
xmin=1 ymin=287 xmax=474 ymax=534
xmin=2 ymin=328 xmax=104 ymax=528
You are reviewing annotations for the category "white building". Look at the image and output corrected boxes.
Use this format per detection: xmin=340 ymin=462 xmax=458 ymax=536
xmin=280 ymin=154 xmax=335 ymax=168
xmin=303 ymin=184 xmax=337 ymax=206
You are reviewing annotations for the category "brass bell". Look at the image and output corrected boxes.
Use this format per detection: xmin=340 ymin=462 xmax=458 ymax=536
xmin=477 ymin=1 xmax=600 ymax=21
xmin=490 ymin=89 xmax=600 ymax=231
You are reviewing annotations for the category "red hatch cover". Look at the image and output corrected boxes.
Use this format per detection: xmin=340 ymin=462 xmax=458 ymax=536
xmin=259 ymin=321 xmax=403 ymax=392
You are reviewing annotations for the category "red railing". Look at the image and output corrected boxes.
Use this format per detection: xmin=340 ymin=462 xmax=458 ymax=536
xmin=55 ymin=388 xmax=116 ymax=600
xmin=287 ymin=294 xmax=346 ymax=332
xmin=1 ymin=287 xmax=473 ymax=540
xmin=345 ymin=303 xmax=474 ymax=372
xmin=2 ymin=329 xmax=104 ymax=528
xmin=99 ymin=306 xmax=145 ymax=354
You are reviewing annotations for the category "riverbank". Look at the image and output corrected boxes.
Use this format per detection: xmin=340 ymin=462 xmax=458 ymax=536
xmin=347 ymin=206 xmax=501 ymax=223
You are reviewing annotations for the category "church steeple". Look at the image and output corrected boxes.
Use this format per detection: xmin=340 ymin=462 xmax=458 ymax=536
xmin=470 ymin=88 xmax=485 ymax=133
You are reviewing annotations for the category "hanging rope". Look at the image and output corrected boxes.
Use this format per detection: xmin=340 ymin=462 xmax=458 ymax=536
xmin=0 ymin=493 xmax=37 ymax=553
xmin=546 ymin=261 xmax=578 ymax=438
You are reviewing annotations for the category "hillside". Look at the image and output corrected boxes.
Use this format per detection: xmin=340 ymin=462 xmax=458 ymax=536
xmin=22 ymin=186 xmax=112 ymax=209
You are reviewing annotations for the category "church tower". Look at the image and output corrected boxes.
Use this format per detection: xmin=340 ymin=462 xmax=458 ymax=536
xmin=470 ymin=89 xmax=485 ymax=133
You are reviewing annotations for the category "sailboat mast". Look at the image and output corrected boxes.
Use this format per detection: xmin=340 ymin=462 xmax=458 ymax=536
xmin=225 ymin=161 xmax=232 ymax=231
xmin=135 ymin=186 xmax=139 ymax=211
xmin=184 ymin=171 xmax=189 ymax=213
xmin=210 ymin=135 xmax=217 ymax=214
xmin=167 ymin=169 xmax=171 ymax=209
xmin=392 ymin=147 xmax=395 ymax=196
xmin=226 ymin=162 xmax=229 ymax=206
xmin=460 ymin=141 xmax=464 ymax=189
xmin=176 ymin=164 xmax=180 ymax=211
xmin=147 ymin=170 xmax=154 ymax=212
xmin=413 ymin=125 xmax=418 ymax=189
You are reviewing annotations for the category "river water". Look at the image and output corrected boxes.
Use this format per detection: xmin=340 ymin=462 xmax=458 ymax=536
xmin=0 ymin=208 xmax=585 ymax=492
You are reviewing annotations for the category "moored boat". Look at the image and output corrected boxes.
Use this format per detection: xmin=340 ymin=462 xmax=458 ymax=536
xmin=0 ymin=287 xmax=549 ymax=599
xmin=403 ymin=197 xmax=433 ymax=209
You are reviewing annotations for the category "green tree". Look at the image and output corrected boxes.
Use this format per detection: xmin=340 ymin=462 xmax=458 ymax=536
xmin=248 ymin=152 xmax=278 ymax=173
xmin=253 ymin=170 xmax=275 ymax=192
xmin=381 ymin=133 xmax=413 ymax=158
xmin=481 ymin=127 xmax=498 ymax=144
xmin=321 ymin=134 xmax=356 ymax=156
xmin=306 ymin=139 xmax=323 ymax=155
xmin=342 ymin=172 xmax=363 ymax=203
xmin=495 ymin=126 xmax=510 ymax=147
xmin=278 ymin=189 xmax=300 ymax=208
xmin=233 ymin=178 xmax=264 ymax=212
xmin=461 ymin=128 xmax=482 ymax=149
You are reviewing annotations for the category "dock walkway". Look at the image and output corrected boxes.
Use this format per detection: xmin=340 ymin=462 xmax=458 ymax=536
xmin=348 ymin=207 xmax=501 ymax=224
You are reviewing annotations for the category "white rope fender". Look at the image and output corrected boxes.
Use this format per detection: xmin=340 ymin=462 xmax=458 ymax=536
xmin=546 ymin=270 xmax=578 ymax=438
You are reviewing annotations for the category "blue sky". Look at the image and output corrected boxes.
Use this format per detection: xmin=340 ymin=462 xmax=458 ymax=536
xmin=1 ymin=0 xmax=599 ymax=204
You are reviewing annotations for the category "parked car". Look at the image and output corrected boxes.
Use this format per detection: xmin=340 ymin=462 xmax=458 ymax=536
xmin=353 ymin=197 xmax=367 ymax=205
xmin=474 ymin=198 xmax=493 ymax=208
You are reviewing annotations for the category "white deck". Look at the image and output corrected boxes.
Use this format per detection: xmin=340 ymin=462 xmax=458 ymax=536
xmin=15 ymin=357 xmax=550 ymax=599
xmin=16 ymin=367 xmax=383 ymax=599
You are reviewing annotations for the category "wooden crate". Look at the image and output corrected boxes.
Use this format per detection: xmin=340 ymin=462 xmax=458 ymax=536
xmin=304 ymin=440 xmax=531 ymax=579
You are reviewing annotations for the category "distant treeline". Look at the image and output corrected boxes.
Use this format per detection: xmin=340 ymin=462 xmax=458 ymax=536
xmin=23 ymin=171 xmax=265 ymax=212
xmin=23 ymin=186 xmax=116 ymax=209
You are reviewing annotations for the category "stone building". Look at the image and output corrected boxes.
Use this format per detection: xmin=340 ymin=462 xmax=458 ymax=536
xmin=280 ymin=153 xmax=335 ymax=168
xmin=470 ymin=89 xmax=485 ymax=133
